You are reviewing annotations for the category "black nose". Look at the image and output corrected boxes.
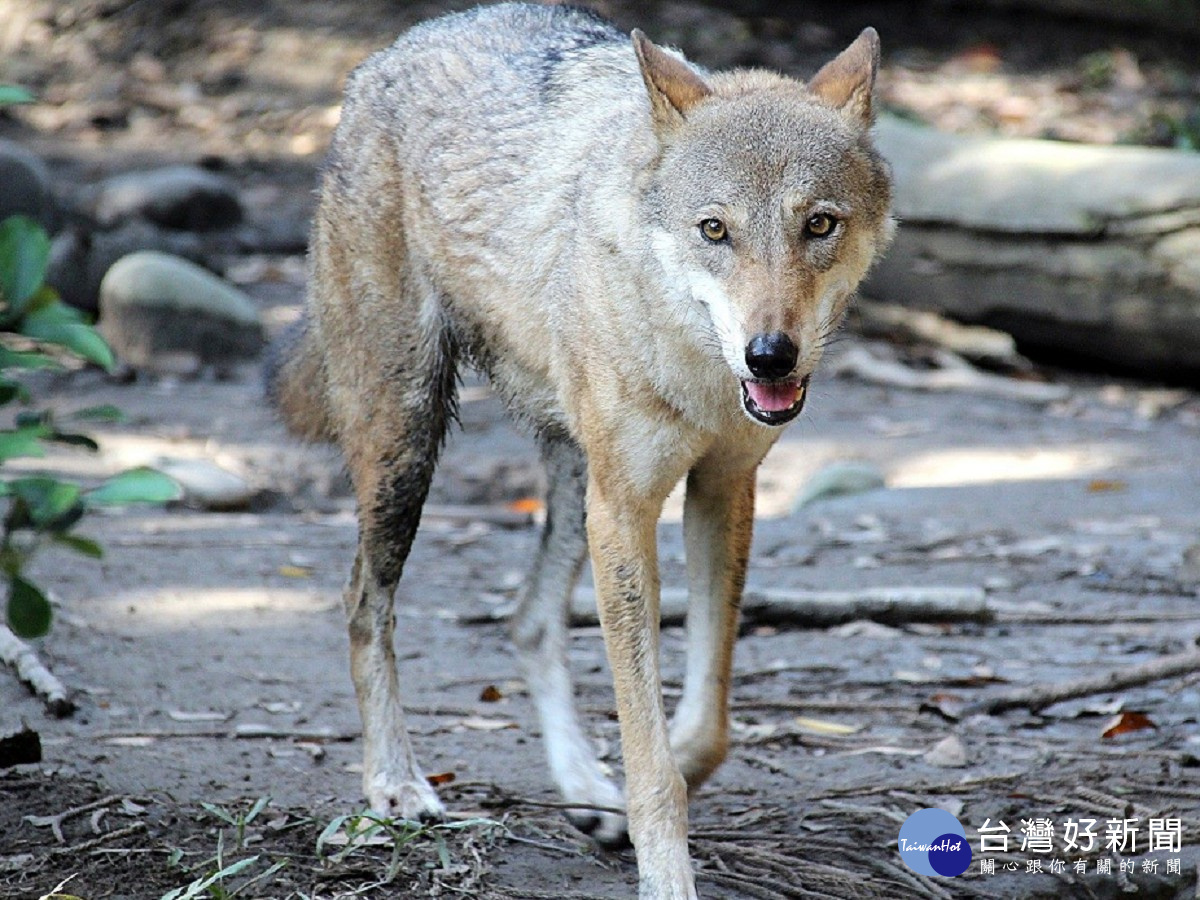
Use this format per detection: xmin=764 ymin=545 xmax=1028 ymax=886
xmin=745 ymin=332 xmax=798 ymax=379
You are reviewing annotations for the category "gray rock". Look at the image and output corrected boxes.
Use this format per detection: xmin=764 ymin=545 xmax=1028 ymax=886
xmin=99 ymin=251 xmax=264 ymax=369
xmin=86 ymin=165 xmax=243 ymax=231
xmin=867 ymin=116 xmax=1200 ymax=376
xmin=0 ymin=139 xmax=57 ymax=231
xmin=153 ymin=458 xmax=256 ymax=511
xmin=792 ymin=462 xmax=886 ymax=512
xmin=47 ymin=221 xmax=206 ymax=315
xmin=923 ymin=734 xmax=969 ymax=769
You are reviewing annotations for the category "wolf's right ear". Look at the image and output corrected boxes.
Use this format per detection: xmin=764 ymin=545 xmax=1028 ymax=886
xmin=632 ymin=30 xmax=713 ymax=132
xmin=807 ymin=27 xmax=881 ymax=129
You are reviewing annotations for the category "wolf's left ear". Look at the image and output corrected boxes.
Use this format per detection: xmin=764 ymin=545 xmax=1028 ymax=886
xmin=632 ymin=30 xmax=713 ymax=132
xmin=807 ymin=27 xmax=880 ymax=129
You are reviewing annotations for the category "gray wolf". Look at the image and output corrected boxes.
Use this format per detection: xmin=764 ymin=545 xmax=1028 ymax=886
xmin=268 ymin=4 xmax=893 ymax=896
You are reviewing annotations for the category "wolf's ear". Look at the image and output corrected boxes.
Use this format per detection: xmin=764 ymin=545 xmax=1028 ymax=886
xmin=807 ymin=27 xmax=880 ymax=129
xmin=632 ymin=30 xmax=713 ymax=131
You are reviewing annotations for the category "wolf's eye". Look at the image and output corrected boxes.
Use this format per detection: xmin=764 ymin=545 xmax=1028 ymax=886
xmin=700 ymin=218 xmax=727 ymax=243
xmin=805 ymin=213 xmax=836 ymax=238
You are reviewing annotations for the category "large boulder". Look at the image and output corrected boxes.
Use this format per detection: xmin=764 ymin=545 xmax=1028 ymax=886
xmin=867 ymin=116 xmax=1200 ymax=378
xmin=98 ymin=251 xmax=264 ymax=370
xmin=0 ymin=139 xmax=57 ymax=231
xmin=47 ymin=221 xmax=207 ymax=316
xmin=84 ymin=165 xmax=243 ymax=231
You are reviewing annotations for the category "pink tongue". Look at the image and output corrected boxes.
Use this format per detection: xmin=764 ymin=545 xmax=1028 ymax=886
xmin=745 ymin=380 xmax=800 ymax=412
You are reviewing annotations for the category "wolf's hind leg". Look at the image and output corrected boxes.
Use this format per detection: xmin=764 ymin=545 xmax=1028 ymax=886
xmin=510 ymin=434 xmax=628 ymax=847
xmin=336 ymin=323 xmax=458 ymax=822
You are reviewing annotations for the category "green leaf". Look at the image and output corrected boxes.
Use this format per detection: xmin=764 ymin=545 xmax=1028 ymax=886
xmin=0 ymin=85 xmax=34 ymax=105
xmin=201 ymin=802 xmax=239 ymax=826
xmin=51 ymin=532 xmax=103 ymax=559
xmin=316 ymin=813 xmax=353 ymax=857
xmin=86 ymin=467 xmax=182 ymax=506
xmin=245 ymin=796 xmax=271 ymax=824
xmin=69 ymin=404 xmax=124 ymax=423
xmin=0 ymin=216 xmax=51 ymax=313
xmin=0 ymin=425 xmax=49 ymax=462
xmin=7 ymin=575 xmax=51 ymax=638
xmin=9 ymin=477 xmax=83 ymax=526
xmin=19 ymin=303 xmax=115 ymax=371
xmin=158 ymin=856 xmax=260 ymax=900
xmin=18 ymin=283 xmax=64 ymax=319
xmin=0 ymin=346 xmax=61 ymax=371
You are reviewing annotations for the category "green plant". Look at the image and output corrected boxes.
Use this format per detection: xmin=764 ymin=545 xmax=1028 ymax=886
xmin=316 ymin=810 xmax=497 ymax=889
xmin=0 ymin=213 xmax=180 ymax=638
xmin=159 ymin=849 xmax=284 ymax=900
xmin=37 ymin=875 xmax=85 ymax=900
xmin=160 ymin=798 xmax=286 ymax=900
xmin=200 ymin=796 xmax=271 ymax=851
xmin=0 ymin=85 xmax=34 ymax=106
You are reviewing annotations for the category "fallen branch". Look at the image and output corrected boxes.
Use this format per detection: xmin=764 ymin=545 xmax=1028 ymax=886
xmin=91 ymin=708 xmax=477 ymax=744
xmin=967 ymin=650 xmax=1200 ymax=715
xmin=854 ymin=297 xmax=1023 ymax=367
xmin=0 ymin=624 xmax=74 ymax=717
xmin=563 ymin=585 xmax=990 ymax=629
xmin=48 ymin=821 xmax=147 ymax=856
xmin=24 ymin=795 xmax=124 ymax=843
xmin=93 ymin=727 xmax=361 ymax=742
xmin=483 ymin=795 xmax=624 ymax=816
xmin=829 ymin=343 xmax=1069 ymax=404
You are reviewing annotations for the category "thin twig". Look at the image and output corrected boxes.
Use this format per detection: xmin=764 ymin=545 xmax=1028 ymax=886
xmin=485 ymin=795 xmax=625 ymax=816
xmin=696 ymin=868 xmax=792 ymax=900
xmin=48 ymin=821 xmax=147 ymax=856
xmin=23 ymin=795 xmax=125 ymax=843
xmin=967 ymin=650 xmax=1200 ymax=714
xmin=93 ymin=728 xmax=361 ymax=742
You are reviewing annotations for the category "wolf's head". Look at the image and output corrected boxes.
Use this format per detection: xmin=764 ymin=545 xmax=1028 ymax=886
xmin=634 ymin=29 xmax=894 ymax=426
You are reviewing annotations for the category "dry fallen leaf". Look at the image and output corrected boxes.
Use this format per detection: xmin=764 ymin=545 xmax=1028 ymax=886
xmin=458 ymin=716 xmax=518 ymax=731
xmin=1101 ymin=711 xmax=1157 ymax=739
xmin=792 ymin=716 xmax=861 ymax=736
xmin=479 ymin=684 xmax=503 ymax=703
xmin=278 ymin=565 xmax=312 ymax=578
xmin=105 ymin=736 xmax=156 ymax=747
xmin=1087 ymin=479 xmax=1126 ymax=493
xmin=167 ymin=709 xmax=229 ymax=723
xmin=260 ymin=700 xmax=302 ymax=715
xmin=950 ymin=43 xmax=1003 ymax=74
xmin=426 ymin=771 xmax=456 ymax=786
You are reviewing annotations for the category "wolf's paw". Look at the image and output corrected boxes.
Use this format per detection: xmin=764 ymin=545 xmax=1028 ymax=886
xmin=566 ymin=806 xmax=631 ymax=849
xmin=365 ymin=773 xmax=446 ymax=823
xmin=562 ymin=776 xmax=629 ymax=849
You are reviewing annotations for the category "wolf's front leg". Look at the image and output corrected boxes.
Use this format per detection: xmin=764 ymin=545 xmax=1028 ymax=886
xmin=587 ymin=477 xmax=697 ymax=900
xmin=670 ymin=462 xmax=756 ymax=791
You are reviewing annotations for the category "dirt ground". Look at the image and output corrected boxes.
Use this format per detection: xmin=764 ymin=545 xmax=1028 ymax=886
xmin=2 ymin=2 xmax=1200 ymax=899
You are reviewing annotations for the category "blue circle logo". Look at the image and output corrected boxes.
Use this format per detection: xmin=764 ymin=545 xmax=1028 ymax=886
xmin=898 ymin=808 xmax=972 ymax=877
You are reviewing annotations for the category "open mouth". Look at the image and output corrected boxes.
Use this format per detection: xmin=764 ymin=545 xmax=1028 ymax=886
xmin=741 ymin=375 xmax=810 ymax=426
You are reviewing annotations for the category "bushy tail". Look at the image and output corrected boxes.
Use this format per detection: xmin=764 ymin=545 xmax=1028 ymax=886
xmin=264 ymin=315 xmax=335 ymax=442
